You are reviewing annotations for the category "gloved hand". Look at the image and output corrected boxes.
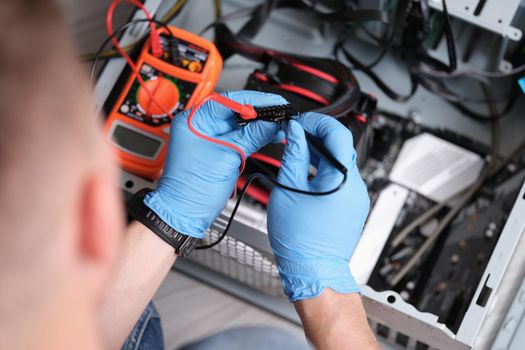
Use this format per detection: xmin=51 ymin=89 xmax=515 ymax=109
xmin=144 ymin=90 xmax=287 ymax=238
xmin=267 ymin=112 xmax=370 ymax=301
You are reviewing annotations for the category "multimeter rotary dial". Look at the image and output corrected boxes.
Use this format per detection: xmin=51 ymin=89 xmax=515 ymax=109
xmin=118 ymin=64 xmax=197 ymax=126
xmin=137 ymin=77 xmax=180 ymax=118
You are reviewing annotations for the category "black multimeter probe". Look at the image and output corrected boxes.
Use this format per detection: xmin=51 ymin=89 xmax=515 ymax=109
xmin=196 ymin=103 xmax=348 ymax=250
xmin=237 ymin=103 xmax=349 ymax=178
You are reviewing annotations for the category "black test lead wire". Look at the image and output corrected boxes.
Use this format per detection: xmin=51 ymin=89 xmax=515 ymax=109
xmin=197 ymin=104 xmax=348 ymax=250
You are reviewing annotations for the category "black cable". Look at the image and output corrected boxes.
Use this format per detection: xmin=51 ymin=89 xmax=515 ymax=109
xmin=196 ymin=169 xmax=348 ymax=250
xmin=377 ymin=75 xmax=518 ymax=121
xmin=408 ymin=1 xmax=518 ymax=114
xmin=335 ymin=40 xmax=419 ymax=102
xmin=339 ymin=34 xmax=514 ymax=109
xmin=89 ymin=18 xmax=173 ymax=85
xmin=421 ymin=62 xmax=525 ymax=80
xmin=416 ymin=71 xmax=515 ymax=103
xmin=351 ymin=20 xmax=395 ymax=70
xmin=376 ymin=109 xmax=406 ymax=120
xmin=309 ymin=0 xmax=319 ymax=12
xmin=198 ymin=6 xmax=257 ymax=36
xmin=211 ymin=0 xmax=393 ymax=61
xmin=450 ymin=88 xmax=519 ymax=122
xmin=364 ymin=41 xmax=392 ymax=69
xmin=419 ymin=0 xmax=430 ymax=41
xmin=271 ymin=170 xmax=347 ymax=195
xmin=332 ymin=0 xmax=421 ymax=103
xmin=196 ymin=173 xmax=261 ymax=250
xmin=299 ymin=0 xmax=393 ymax=24
xmin=247 ymin=158 xmax=278 ymax=178
xmin=335 ymin=0 xmax=515 ymax=119
xmin=357 ymin=22 xmax=389 ymax=45
xmin=440 ymin=0 xmax=457 ymax=72
xmin=403 ymin=5 xmax=514 ymax=108
xmin=236 ymin=0 xmax=279 ymax=40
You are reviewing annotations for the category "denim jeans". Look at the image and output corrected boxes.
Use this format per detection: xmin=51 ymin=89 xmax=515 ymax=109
xmin=121 ymin=303 xmax=312 ymax=350
xmin=121 ymin=302 xmax=164 ymax=350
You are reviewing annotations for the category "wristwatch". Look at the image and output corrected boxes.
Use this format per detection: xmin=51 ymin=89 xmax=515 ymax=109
xmin=127 ymin=189 xmax=200 ymax=257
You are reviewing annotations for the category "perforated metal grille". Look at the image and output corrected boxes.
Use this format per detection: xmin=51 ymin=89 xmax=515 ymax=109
xmin=188 ymin=213 xmax=284 ymax=298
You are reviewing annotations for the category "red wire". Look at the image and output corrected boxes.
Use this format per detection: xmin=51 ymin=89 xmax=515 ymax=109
xmin=106 ymin=0 xmax=172 ymax=119
xmin=278 ymin=84 xmax=330 ymax=105
xmin=252 ymin=72 xmax=330 ymax=106
xmin=106 ymin=1 xmax=247 ymax=172
xmin=187 ymin=93 xmax=247 ymax=172
xmin=107 ymin=0 xmax=162 ymax=57
xmin=291 ymin=63 xmax=339 ymax=84
xmin=253 ymin=72 xmax=269 ymax=82
xmin=250 ymin=152 xmax=281 ymax=168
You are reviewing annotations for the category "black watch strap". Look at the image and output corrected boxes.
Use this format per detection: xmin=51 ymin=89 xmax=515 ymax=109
xmin=127 ymin=189 xmax=200 ymax=257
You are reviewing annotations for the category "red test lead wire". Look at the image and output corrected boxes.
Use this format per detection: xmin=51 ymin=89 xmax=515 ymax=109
xmin=107 ymin=0 xmax=162 ymax=58
xmin=106 ymin=0 xmax=173 ymax=120
xmin=187 ymin=92 xmax=258 ymax=173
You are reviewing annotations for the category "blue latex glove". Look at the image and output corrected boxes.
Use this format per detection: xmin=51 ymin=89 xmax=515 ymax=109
xmin=144 ymin=90 xmax=287 ymax=238
xmin=267 ymin=112 xmax=370 ymax=301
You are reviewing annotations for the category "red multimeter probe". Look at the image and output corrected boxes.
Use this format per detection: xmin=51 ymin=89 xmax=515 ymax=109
xmin=104 ymin=23 xmax=222 ymax=180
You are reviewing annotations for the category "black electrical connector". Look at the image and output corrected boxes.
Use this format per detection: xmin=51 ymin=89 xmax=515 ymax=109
xmin=237 ymin=103 xmax=348 ymax=176
xmin=236 ymin=104 xmax=293 ymax=124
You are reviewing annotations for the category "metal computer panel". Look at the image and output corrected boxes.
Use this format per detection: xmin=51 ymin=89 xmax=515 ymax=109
xmin=362 ymin=287 xmax=464 ymax=350
xmin=490 ymin=277 xmax=525 ymax=349
xmin=359 ymin=181 xmax=525 ymax=350
xmin=428 ymin=0 xmax=523 ymax=41
xmin=456 ymin=180 xmax=525 ymax=345
xmin=474 ymin=207 xmax=525 ymax=349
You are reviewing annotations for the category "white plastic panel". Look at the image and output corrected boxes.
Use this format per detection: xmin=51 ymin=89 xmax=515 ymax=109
xmin=351 ymin=184 xmax=409 ymax=284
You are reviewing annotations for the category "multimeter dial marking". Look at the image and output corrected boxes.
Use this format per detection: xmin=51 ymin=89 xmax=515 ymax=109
xmin=137 ymin=76 xmax=180 ymax=117
xmin=119 ymin=63 xmax=197 ymax=126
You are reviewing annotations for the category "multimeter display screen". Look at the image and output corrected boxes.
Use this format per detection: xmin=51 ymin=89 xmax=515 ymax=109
xmin=112 ymin=125 xmax=161 ymax=158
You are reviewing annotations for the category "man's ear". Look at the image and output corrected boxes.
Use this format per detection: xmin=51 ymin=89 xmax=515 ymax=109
xmin=77 ymin=165 xmax=124 ymax=285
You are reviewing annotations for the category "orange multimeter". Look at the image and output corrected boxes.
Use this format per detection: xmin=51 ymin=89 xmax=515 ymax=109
xmin=104 ymin=25 xmax=222 ymax=180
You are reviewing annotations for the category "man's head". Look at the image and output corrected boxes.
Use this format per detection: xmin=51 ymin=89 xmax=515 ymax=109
xmin=0 ymin=1 xmax=124 ymax=348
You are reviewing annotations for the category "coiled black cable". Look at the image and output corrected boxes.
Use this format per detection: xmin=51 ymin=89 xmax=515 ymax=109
xmin=196 ymin=169 xmax=347 ymax=250
xmin=197 ymin=127 xmax=349 ymax=250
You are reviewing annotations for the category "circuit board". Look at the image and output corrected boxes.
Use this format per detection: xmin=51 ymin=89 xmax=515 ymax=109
xmin=363 ymin=112 xmax=525 ymax=333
